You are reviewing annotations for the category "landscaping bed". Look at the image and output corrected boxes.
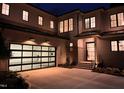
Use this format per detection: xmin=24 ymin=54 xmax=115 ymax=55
xmin=0 ymin=71 xmax=29 ymax=89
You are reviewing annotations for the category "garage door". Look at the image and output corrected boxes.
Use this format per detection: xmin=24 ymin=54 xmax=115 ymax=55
xmin=9 ymin=43 xmax=56 ymax=71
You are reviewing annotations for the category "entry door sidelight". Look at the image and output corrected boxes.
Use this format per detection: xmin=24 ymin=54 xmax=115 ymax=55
xmin=86 ymin=42 xmax=95 ymax=61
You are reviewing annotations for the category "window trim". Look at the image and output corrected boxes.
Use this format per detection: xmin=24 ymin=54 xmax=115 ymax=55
xmin=50 ymin=20 xmax=54 ymax=29
xmin=22 ymin=10 xmax=29 ymax=22
xmin=38 ymin=16 xmax=43 ymax=26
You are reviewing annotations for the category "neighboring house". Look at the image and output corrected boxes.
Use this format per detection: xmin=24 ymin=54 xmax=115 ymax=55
xmin=0 ymin=3 xmax=124 ymax=71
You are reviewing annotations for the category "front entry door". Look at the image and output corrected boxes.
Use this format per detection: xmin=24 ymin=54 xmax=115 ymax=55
xmin=86 ymin=42 xmax=95 ymax=61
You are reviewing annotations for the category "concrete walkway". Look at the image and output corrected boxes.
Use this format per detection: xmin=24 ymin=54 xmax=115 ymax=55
xmin=19 ymin=67 xmax=124 ymax=89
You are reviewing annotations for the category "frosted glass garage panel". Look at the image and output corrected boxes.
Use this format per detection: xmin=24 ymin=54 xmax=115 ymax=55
xmin=49 ymin=47 xmax=55 ymax=51
xmin=9 ymin=59 xmax=21 ymax=65
xmin=42 ymin=52 xmax=48 ymax=56
xmin=33 ymin=52 xmax=41 ymax=57
xmin=22 ymin=65 xmax=31 ymax=70
xmin=49 ymin=52 xmax=55 ymax=56
xmin=11 ymin=51 xmax=22 ymax=57
xmin=23 ymin=52 xmax=32 ymax=57
xmin=22 ymin=58 xmax=32 ymax=64
xmin=42 ymin=47 xmax=48 ymax=51
xmin=42 ymin=63 xmax=48 ymax=68
xmin=33 ymin=58 xmax=41 ymax=63
xmin=49 ymin=63 xmax=55 ymax=67
xmin=33 ymin=46 xmax=41 ymax=50
xmin=49 ymin=57 xmax=55 ymax=61
xmin=42 ymin=58 xmax=48 ymax=62
xmin=23 ymin=45 xmax=32 ymax=50
xmin=32 ymin=64 xmax=40 ymax=69
xmin=9 ymin=66 xmax=21 ymax=71
xmin=10 ymin=44 xmax=22 ymax=50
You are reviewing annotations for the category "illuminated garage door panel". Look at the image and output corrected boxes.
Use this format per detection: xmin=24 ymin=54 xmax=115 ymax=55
xmin=9 ymin=44 xmax=56 ymax=71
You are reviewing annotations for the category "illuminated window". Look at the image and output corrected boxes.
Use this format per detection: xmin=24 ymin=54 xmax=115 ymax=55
xmin=64 ymin=20 xmax=68 ymax=32
xmin=70 ymin=43 xmax=73 ymax=47
xmin=38 ymin=16 xmax=43 ymax=26
xmin=119 ymin=40 xmax=124 ymax=51
xmin=111 ymin=41 xmax=118 ymax=51
xmin=69 ymin=18 xmax=73 ymax=31
xmin=85 ymin=18 xmax=90 ymax=29
xmin=91 ymin=17 xmax=96 ymax=28
xmin=117 ymin=13 xmax=124 ymax=26
xmin=60 ymin=21 xmax=64 ymax=33
xmin=110 ymin=14 xmax=117 ymax=27
xmin=50 ymin=21 xmax=54 ymax=29
xmin=2 ymin=3 xmax=9 ymax=15
xmin=23 ymin=10 xmax=28 ymax=21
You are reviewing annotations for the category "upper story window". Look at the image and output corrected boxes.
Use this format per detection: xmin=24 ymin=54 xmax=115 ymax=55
xmin=70 ymin=43 xmax=73 ymax=47
xmin=110 ymin=13 xmax=124 ymax=27
xmin=85 ymin=17 xmax=96 ymax=29
xmin=38 ymin=16 xmax=43 ymax=26
xmin=111 ymin=41 xmax=118 ymax=51
xmin=119 ymin=40 xmax=124 ymax=51
xmin=60 ymin=21 xmax=64 ymax=33
xmin=59 ymin=18 xmax=74 ymax=33
xmin=2 ymin=3 xmax=9 ymax=16
xmin=50 ymin=21 xmax=54 ymax=29
xmin=110 ymin=14 xmax=117 ymax=27
xmin=22 ymin=10 xmax=28 ymax=21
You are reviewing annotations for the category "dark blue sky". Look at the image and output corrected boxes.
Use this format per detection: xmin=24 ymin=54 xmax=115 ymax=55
xmin=32 ymin=3 xmax=111 ymax=16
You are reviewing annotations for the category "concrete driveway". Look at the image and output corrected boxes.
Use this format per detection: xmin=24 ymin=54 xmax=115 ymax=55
xmin=19 ymin=67 xmax=124 ymax=89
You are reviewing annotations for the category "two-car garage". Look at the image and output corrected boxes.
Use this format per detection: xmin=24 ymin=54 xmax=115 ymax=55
xmin=9 ymin=43 xmax=56 ymax=71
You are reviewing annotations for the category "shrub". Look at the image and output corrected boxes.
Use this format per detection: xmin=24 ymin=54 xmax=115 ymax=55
xmin=104 ymin=67 xmax=113 ymax=74
xmin=121 ymin=69 xmax=124 ymax=76
xmin=112 ymin=68 xmax=121 ymax=75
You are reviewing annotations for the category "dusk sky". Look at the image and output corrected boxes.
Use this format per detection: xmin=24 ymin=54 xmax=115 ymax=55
xmin=32 ymin=3 xmax=111 ymax=16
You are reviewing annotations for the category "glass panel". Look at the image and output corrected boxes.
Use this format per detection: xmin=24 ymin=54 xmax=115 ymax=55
xmin=64 ymin=20 xmax=69 ymax=32
xmin=49 ymin=47 xmax=55 ymax=51
xmin=110 ymin=14 xmax=117 ymax=27
xmin=32 ymin=64 xmax=40 ymax=69
xmin=49 ymin=57 xmax=55 ymax=61
xmin=11 ymin=51 xmax=22 ymax=57
xmin=49 ymin=52 xmax=55 ymax=56
xmin=117 ymin=13 xmax=124 ymax=26
xmin=23 ymin=45 xmax=32 ymax=50
xmin=22 ymin=58 xmax=32 ymax=64
xmin=38 ymin=16 xmax=43 ymax=26
xmin=91 ymin=17 xmax=95 ymax=28
xmin=9 ymin=66 xmax=21 ymax=71
xmin=42 ymin=58 xmax=48 ymax=62
xmin=60 ymin=21 xmax=64 ymax=33
xmin=9 ymin=59 xmax=21 ymax=65
xmin=42 ymin=63 xmax=48 ymax=68
xmin=50 ymin=21 xmax=54 ymax=29
xmin=23 ymin=52 xmax=32 ymax=57
xmin=23 ymin=10 xmax=28 ymax=21
xmin=111 ymin=41 xmax=118 ymax=51
xmin=33 ymin=58 xmax=41 ymax=63
xmin=85 ymin=18 xmax=90 ymax=29
xmin=49 ymin=63 xmax=55 ymax=67
xmin=87 ymin=43 xmax=95 ymax=60
xmin=119 ymin=40 xmax=124 ymax=51
xmin=2 ymin=3 xmax=9 ymax=15
xmin=42 ymin=47 xmax=48 ymax=51
xmin=33 ymin=46 xmax=41 ymax=50
xmin=22 ymin=65 xmax=31 ymax=70
xmin=33 ymin=52 xmax=41 ymax=57
xmin=42 ymin=52 xmax=48 ymax=56
xmin=69 ymin=18 xmax=73 ymax=31
xmin=10 ymin=44 xmax=22 ymax=50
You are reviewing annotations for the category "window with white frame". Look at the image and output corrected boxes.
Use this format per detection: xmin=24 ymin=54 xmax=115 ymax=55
xmin=2 ymin=3 xmax=9 ymax=15
xmin=64 ymin=20 xmax=68 ymax=32
xmin=119 ymin=40 xmax=124 ymax=51
xmin=110 ymin=14 xmax=117 ymax=27
xmin=22 ymin=10 xmax=28 ymax=21
xmin=117 ymin=13 xmax=124 ymax=26
xmin=59 ymin=21 xmax=64 ymax=33
xmin=38 ymin=16 xmax=43 ymax=26
xmin=111 ymin=41 xmax=118 ymax=51
xmin=91 ymin=17 xmax=96 ymax=28
xmin=50 ymin=21 xmax=54 ymax=29
xmin=69 ymin=18 xmax=73 ymax=31
xmin=85 ymin=18 xmax=90 ymax=29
